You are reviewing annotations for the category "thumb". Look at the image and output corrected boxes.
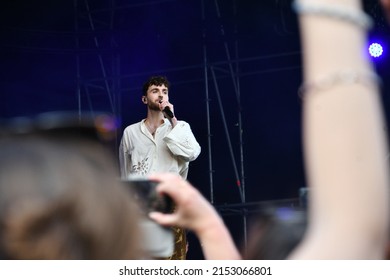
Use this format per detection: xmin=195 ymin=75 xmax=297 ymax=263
xmin=149 ymin=212 xmax=177 ymax=227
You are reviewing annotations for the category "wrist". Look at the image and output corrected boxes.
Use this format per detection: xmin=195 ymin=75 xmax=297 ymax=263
xmin=170 ymin=117 xmax=177 ymax=127
xmin=193 ymin=211 xmax=225 ymax=238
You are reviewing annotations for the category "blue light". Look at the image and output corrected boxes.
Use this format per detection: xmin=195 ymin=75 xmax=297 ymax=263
xmin=369 ymin=43 xmax=383 ymax=58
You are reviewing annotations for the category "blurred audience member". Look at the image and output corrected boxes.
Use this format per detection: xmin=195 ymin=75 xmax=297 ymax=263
xmin=0 ymin=114 xmax=143 ymax=259
xmin=380 ymin=0 xmax=390 ymax=22
xmin=290 ymin=0 xmax=389 ymax=259
xmin=148 ymin=173 xmax=241 ymax=260
xmin=243 ymin=208 xmax=307 ymax=260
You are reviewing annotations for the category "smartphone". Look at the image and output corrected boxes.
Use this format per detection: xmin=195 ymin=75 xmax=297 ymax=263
xmin=123 ymin=179 xmax=173 ymax=214
xmin=122 ymin=178 xmax=174 ymax=258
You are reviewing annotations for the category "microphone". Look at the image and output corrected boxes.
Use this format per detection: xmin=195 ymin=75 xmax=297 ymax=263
xmin=159 ymin=100 xmax=174 ymax=118
xmin=163 ymin=106 xmax=174 ymax=118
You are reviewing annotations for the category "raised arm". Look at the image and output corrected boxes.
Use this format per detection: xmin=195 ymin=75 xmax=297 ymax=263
xmin=164 ymin=121 xmax=201 ymax=162
xmin=290 ymin=0 xmax=390 ymax=259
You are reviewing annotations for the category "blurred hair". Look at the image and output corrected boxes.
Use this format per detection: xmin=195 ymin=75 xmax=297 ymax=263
xmin=0 ymin=134 xmax=142 ymax=259
xmin=142 ymin=76 xmax=170 ymax=96
xmin=243 ymin=207 xmax=307 ymax=260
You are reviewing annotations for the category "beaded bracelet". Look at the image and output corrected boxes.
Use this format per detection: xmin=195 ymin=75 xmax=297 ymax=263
xmin=298 ymin=70 xmax=382 ymax=99
xmin=292 ymin=0 xmax=374 ymax=30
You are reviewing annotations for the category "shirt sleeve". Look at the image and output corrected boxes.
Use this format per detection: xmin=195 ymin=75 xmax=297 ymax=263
xmin=164 ymin=121 xmax=201 ymax=162
xmin=118 ymin=131 xmax=131 ymax=179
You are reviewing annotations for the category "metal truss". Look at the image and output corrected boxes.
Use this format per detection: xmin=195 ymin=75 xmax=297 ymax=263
xmin=74 ymin=0 xmax=302 ymax=252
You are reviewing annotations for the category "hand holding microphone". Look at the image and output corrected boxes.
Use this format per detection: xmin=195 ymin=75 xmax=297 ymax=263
xmin=163 ymin=107 xmax=174 ymax=118
xmin=159 ymin=100 xmax=174 ymax=119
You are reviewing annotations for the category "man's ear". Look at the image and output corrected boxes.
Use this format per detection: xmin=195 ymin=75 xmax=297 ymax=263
xmin=142 ymin=96 xmax=147 ymax=104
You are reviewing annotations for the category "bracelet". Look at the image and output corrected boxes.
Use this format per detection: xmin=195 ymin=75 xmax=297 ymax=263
xmin=292 ymin=0 xmax=374 ymax=30
xmin=298 ymin=70 xmax=382 ymax=99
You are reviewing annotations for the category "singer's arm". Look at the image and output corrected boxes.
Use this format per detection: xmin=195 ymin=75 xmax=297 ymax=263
xmin=168 ymin=116 xmax=177 ymax=127
xmin=159 ymin=100 xmax=176 ymax=126
xmin=164 ymin=121 xmax=201 ymax=162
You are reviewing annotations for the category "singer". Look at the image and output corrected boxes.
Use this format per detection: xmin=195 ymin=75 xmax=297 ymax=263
xmin=119 ymin=75 xmax=201 ymax=260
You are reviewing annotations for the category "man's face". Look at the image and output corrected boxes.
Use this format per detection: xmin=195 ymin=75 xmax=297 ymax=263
xmin=145 ymin=84 xmax=169 ymax=110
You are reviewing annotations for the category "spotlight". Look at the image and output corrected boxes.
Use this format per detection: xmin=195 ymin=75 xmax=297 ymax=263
xmin=368 ymin=43 xmax=383 ymax=58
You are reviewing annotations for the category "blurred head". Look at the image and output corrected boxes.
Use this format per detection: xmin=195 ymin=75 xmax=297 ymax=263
xmin=380 ymin=0 xmax=390 ymax=23
xmin=0 ymin=115 xmax=142 ymax=259
xmin=243 ymin=207 xmax=307 ymax=260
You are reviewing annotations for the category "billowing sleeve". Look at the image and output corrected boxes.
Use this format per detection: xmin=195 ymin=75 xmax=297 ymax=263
xmin=164 ymin=121 xmax=201 ymax=162
xmin=118 ymin=131 xmax=132 ymax=179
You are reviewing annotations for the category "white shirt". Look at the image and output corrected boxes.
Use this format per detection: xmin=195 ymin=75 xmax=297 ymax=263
xmin=119 ymin=118 xmax=201 ymax=179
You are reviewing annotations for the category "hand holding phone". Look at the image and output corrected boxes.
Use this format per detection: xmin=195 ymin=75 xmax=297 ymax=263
xmin=124 ymin=179 xmax=173 ymax=215
xmin=122 ymin=178 xmax=174 ymax=258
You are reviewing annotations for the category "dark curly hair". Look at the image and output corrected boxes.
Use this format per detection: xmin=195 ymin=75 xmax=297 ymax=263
xmin=142 ymin=76 xmax=170 ymax=96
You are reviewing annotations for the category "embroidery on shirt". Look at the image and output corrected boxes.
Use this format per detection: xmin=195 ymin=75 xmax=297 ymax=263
xmin=132 ymin=157 xmax=149 ymax=175
xmin=181 ymin=137 xmax=191 ymax=149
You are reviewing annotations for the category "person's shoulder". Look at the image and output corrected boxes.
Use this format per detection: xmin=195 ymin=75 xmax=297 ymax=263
xmin=174 ymin=119 xmax=190 ymax=125
xmin=164 ymin=119 xmax=190 ymax=129
xmin=176 ymin=120 xmax=191 ymax=128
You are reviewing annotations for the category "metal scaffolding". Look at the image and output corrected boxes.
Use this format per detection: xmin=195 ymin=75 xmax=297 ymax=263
xmin=72 ymin=0 xmax=303 ymax=253
xmin=73 ymin=0 xmax=246 ymax=194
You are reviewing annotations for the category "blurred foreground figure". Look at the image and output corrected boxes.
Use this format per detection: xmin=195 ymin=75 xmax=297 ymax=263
xmin=148 ymin=173 xmax=241 ymax=260
xmin=289 ymin=0 xmax=390 ymax=259
xmin=0 ymin=113 xmax=142 ymax=259
xmin=243 ymin=208 xmax=307 ymax=260
xmin=380 ymin=0 xmax=390 ymax=22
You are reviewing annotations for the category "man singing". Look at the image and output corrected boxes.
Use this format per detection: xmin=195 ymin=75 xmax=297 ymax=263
xmin=119 ymin=76 xmax=201 ymax=259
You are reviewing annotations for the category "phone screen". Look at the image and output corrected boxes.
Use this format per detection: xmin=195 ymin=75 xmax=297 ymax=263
xmin=123 ymin=179 xmax=173 ymax=214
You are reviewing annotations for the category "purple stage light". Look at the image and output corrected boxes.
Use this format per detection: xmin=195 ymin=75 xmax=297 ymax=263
xmin=368 ymin=43 xmax=383 ymax=58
